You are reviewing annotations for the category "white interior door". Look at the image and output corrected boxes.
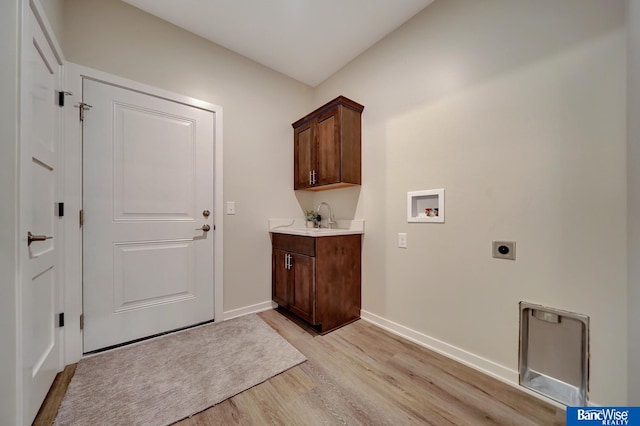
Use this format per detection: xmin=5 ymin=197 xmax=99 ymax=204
xmin=20 ymin=7 xmax=62 ymax=424
xmin=82 ymin=79 xmax=215 ymax=353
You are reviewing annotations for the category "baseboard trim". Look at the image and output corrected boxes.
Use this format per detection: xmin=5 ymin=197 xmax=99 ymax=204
xmin=223 ymin=301 xmax=277 ymax=321
xmin=360 ymin=309 xmax=566 ymax=409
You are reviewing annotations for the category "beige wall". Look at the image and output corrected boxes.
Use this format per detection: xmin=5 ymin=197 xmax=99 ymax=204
xmin=628 ymin=0 xmax=640 ymax=406
xmin=61 ymin=0 xmax=313 ymax=314
xmin=1 ymin=0 xmax=20 ymax=422
xmin=314 ymin=0 xmax=627 ymax=404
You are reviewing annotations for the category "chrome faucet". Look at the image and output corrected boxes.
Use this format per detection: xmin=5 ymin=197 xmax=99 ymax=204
xmin=315 ymin=202 xmax=334 ymax=229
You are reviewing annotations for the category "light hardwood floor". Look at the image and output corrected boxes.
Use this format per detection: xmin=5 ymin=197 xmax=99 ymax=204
xmin=35 ymin=309 xmax=565 ymax=425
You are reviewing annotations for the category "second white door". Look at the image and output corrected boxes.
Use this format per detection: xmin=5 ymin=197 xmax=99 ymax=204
xmin=82 ymin=78 xmax=215 ymax=352
xmin=20 ymin=6 xmax=63 ymax=423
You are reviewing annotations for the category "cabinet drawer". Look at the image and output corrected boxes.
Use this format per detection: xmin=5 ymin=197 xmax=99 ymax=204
xmin=272 ymin=234 xmax=315 ymax=257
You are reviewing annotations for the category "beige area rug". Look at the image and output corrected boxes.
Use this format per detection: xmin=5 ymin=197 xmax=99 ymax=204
xmin=54 ymin=314 xmax=306 ymax=425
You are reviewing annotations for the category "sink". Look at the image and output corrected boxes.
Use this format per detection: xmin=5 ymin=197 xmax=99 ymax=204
xmin=268 ymin=219 xmax=364 ymax=237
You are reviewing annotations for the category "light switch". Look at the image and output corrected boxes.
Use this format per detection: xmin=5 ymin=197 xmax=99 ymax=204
xmin=226 ymin=201 xmax=236 ymax=215
xmin=398 ymin=233 xmax=407 ymax=248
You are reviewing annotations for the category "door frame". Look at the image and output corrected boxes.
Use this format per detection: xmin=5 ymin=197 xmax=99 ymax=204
xmin=62 ymin=63 xmax=224 ymax=364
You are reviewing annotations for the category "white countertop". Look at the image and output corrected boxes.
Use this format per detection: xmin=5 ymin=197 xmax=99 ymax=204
xmin=268 ymin=219 xmax=364 ymax=237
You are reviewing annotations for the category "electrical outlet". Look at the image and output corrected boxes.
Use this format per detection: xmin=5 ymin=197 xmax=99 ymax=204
xmin=226 ymin=201 xmax=236 ymax=215
xmin=398 ymin=233 xmax=407 ymax=248
xmin=492 ymin=241 xmax=516 ymax=260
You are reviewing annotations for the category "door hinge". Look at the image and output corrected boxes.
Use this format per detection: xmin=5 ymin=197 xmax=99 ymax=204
xmin=57 ymin=312 xmax=64 ymax=327
xmin=80 ymin=314 xmax=84 ymax=330
xmin=75 ymin=102 xmax=93 ymax=121
xmin=57 ymin=90 xmax=73 ymax=107
xmin=79 ymin=209 xmax=83 ymax=227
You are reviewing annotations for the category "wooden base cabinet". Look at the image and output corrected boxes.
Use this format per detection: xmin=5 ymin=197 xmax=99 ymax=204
xmin=271 ymin=233 xmax=361 ymax=333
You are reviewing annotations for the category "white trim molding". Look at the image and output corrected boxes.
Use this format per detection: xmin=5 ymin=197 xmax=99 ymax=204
xmin=223 ymin=301 xmax=277 ymax=321
xmin=1 ymin=0 xmax=20 ymax=423
xmin=360 ymin=309 xmax=567 ymax=409
xmin=63 ymin=63 xmax=224 ymax=364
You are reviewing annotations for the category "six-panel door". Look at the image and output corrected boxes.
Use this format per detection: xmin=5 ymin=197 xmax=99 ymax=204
xmin=20 ymin=8 xmax=62 ymax=423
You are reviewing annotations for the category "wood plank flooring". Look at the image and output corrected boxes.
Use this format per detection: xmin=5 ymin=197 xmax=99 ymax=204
xmin=34 ymin=363 xmax=77 ymax=425
xmin=34 ymin=309 xmax=565 ymax=425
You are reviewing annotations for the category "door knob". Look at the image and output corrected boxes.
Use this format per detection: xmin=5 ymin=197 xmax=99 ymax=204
xmin=28 ymin=231 xmax=53 ymax=246
xmin=202 ymin=209 xmax=210 ymax=217
xmin=196 ymin=224 xmax=211 ymax=232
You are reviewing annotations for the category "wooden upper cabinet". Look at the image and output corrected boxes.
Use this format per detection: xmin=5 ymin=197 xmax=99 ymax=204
xmin=292 ymin=96 xmax=364 ymax=191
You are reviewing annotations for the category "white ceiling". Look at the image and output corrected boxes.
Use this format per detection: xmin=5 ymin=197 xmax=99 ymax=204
xmin=122 ymin=0 xmax=434 ymax=87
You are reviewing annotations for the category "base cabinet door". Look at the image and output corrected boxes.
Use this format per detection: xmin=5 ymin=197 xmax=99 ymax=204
xmin=272 ymin=249 xmax=289 ymax=308
xmin=289 ymin=253 xmax=316 ymax=324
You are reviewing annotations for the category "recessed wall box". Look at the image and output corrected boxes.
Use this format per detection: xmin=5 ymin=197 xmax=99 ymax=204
xmin=407 ymin=189 xmax=444 ymax=223
xmin=519 ymin=302 xmax=589 ymax=406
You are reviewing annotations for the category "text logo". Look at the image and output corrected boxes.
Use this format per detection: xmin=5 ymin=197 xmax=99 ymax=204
xmin=567 ymin=407 xmax=639 ymax=426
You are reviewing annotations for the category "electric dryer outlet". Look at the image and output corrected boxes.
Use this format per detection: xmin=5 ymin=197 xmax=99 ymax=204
xmin=492 ymin=241 xmax=516 ymax=260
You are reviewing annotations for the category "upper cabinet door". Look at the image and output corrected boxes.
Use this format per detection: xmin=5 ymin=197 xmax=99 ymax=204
xmin=316 ymin=108 xmax=340 ymax=187
xmin=294 ymin=122 xmax=314 ymax=190
xmin=292 ymin=96 xmax=364 ymax=191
